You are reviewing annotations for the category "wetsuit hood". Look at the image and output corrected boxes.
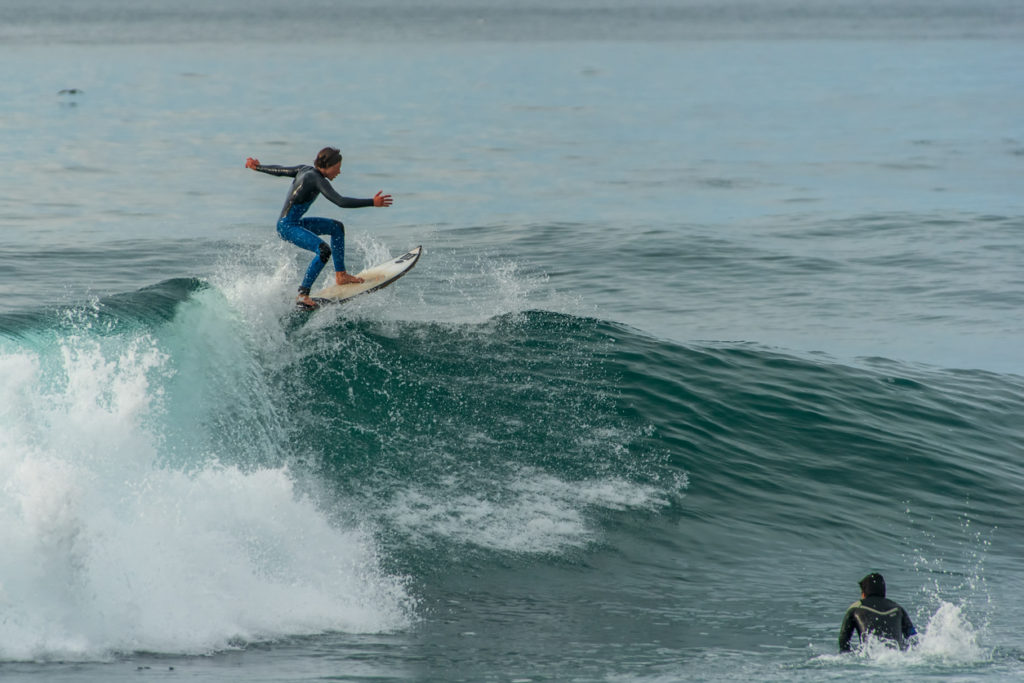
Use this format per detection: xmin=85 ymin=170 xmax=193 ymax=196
xmin=859 ymin=573 xmax=886 ymax=597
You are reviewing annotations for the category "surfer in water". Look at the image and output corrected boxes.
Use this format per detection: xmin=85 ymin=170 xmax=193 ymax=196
xmin=245 ymin=147 xmax=393 ymax=308
xmin=838 ymin=573 xmax=918 ymax=653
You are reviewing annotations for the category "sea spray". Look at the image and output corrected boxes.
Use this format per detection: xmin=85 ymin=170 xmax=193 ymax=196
xmin=0 ymin=320 xmax=413 ymax=661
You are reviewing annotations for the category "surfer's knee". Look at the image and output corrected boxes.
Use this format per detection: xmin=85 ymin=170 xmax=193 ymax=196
xmin=318 ymin=242 xmax=331 ymax=264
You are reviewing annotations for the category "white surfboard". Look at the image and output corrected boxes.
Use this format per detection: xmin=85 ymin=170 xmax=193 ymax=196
xmin=310 ymin=246 xmax=422 ymax=305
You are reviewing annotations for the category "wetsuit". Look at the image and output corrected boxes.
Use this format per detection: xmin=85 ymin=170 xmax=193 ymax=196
xmin=252 ymin=163 xmax=374 ymax=294
xmin=838 ymin=595 xmax=917 ymax=652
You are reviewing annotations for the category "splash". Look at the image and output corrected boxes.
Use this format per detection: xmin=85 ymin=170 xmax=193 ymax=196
xmin=0 ymin=328 xmax=412 ymax=661
xmin=912 ymin=601 xmax=988 ymax=663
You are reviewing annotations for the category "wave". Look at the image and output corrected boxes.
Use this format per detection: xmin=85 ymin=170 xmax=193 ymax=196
xmin=1 ymin=279 xmax=1020 ymax=660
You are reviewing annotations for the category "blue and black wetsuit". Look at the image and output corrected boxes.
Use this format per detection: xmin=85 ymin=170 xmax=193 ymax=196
xmin=838 ymin=595 xmax=917 ymax=652
xmin=252 ymin=163 xmax=374 ymax=295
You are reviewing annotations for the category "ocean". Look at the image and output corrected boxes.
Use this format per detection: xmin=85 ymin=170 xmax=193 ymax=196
xmin=1 ymin=1 xmax=1023 ymax=680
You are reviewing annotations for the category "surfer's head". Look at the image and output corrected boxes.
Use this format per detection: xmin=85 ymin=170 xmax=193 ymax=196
xmin=859 ymin=573 xmax=886 ymax=598
xmin=315 ymin=147 xmax=343 ymax=178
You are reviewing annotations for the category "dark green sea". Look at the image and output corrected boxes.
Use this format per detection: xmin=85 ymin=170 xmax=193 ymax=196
xmin=1 ymin=1 xmax=1023 ymax=680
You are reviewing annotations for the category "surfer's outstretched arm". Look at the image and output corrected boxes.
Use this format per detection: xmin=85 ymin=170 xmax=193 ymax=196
xmin=245 ymin=157 xmax=301 ymax=177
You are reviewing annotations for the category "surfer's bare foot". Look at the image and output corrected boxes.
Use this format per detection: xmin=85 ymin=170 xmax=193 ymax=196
xmin=335 ymin=271 xmax=364 ymax=285
xmin=296 ymin=294 xmax=318 ymax=308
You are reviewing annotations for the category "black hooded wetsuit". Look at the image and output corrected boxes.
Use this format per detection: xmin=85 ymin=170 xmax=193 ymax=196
xmin=252 ymin=163 xmax=374 ymax=293
xmin=838 ymin=595 xmax=917 ymax=652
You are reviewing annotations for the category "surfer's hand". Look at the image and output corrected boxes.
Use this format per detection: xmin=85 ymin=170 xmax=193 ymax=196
xmin=245 ymin=157 xmax=260 ymax=169
xmin=373 ymin=191 xmax=393 ymax=207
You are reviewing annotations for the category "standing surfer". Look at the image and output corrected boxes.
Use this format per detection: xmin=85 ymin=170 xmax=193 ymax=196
xmin=246 ymin=147 xmax=393 ymax=308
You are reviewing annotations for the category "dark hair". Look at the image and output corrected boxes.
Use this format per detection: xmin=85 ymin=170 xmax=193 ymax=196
xmin=859 ymin=573 xmax=886 ymax=597
xmin=314 ymin=146 xmax=342 ymax=169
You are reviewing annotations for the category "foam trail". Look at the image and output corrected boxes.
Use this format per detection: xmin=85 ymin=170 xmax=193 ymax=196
xmin=386 ymin=467 xmax=687 ymax=554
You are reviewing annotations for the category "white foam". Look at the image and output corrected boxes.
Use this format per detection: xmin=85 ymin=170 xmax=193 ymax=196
xmin=386 ymin=468 xmax=684 ymax=554
xmin=0 ymin=335 xmax=412 ymax=662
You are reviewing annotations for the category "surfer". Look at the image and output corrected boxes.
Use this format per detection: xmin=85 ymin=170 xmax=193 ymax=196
xmin=245 ymin=147 xmax=393 ymax=308
xmin=838 ymin=573 xmax=917 ymax=653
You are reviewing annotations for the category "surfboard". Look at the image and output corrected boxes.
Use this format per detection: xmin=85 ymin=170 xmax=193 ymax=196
xmin=308 ymin=246 xmax=422 ymax=306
